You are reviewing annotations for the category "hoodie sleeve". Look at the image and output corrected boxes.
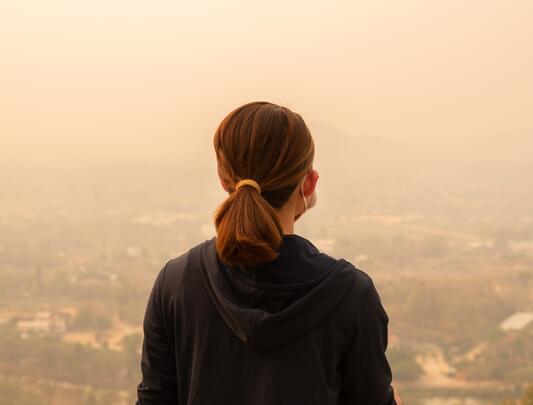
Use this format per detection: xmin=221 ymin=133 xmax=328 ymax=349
xmin=339 ymin=276 xmax=397 ymax=405
xmin=136 ymin=262 xmax=178 ymax=405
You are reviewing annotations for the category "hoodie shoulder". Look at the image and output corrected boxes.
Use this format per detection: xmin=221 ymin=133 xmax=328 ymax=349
xmin=159 ymin=239 xmax=211 ymax=298
xmin=342 ymin=262 xmax=380 ymax=300
xmin=348 ymin=264 xmax=375 ymax=292
xmin=341 ymin=262 xmax=389 ymax=325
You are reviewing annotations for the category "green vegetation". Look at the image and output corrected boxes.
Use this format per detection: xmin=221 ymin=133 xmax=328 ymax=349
xmin=501 ymin=384 xmax=533 ymax=405
xmin=71 ymin=308 xmax=112 ymax=331
xmin=0 ymin=382 xmax=45 ymax=405
xmin=458 ymin=324 xmax=533 ymax=383
xmin=0 ymin=326 xmax=138 ymax=390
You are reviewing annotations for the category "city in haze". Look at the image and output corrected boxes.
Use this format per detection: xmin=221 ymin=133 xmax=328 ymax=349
xmin=1 ymin=1 xmax=532 ymax=404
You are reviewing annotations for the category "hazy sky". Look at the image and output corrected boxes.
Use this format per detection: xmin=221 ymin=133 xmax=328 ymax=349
xmin=2 ymin=0 xmax=532 ymax=167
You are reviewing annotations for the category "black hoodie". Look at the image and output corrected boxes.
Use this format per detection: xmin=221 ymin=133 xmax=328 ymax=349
xmin=136 ymin=234 xmax=396 ymax=405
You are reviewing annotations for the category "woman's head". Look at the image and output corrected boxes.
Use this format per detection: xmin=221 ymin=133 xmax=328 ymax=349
xmin=213 ymin=101 xmax=318 ymax=267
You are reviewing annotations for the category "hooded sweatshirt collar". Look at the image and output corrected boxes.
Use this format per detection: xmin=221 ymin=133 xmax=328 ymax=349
xmin=196 ymin=237 xmax=356 ymax=351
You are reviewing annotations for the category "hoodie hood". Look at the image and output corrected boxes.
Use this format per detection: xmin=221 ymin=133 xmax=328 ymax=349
xmin=197 ymin=237 xmax=357 ymax=351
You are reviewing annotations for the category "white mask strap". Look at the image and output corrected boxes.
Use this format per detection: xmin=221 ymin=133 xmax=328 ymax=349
xmin=301 ymin=183 xmax=308 ymax=213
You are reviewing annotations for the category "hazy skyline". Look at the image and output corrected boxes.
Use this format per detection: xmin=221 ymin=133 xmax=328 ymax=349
xmin=1 ymin=4 xmax=532 ymax=403
xmin=2 ymin=0 xmax=532 ymax=168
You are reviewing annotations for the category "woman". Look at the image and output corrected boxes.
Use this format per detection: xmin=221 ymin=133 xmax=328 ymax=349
xmin=136 ymin=101 xmax=400 ymax=404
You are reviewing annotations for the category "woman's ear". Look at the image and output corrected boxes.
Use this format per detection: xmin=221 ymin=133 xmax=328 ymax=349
xmin=311 ymin=169 xmax=319 ymax=189
xmin=303 ymin=169 xmax=319 ymax=197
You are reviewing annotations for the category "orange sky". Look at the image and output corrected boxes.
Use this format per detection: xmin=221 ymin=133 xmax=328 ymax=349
xmin=2 ymin=0 xmax=532 ymax=167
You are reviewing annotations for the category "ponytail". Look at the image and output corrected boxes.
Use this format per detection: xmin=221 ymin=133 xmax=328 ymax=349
xmin=213 ymin=183 xmax=284 ymax=267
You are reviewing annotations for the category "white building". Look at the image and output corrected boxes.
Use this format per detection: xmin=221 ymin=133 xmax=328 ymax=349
xmin=499 ymin=312 xmax=533 ymax=332
xmin=16 ymin=310 xmax=69 ymax=336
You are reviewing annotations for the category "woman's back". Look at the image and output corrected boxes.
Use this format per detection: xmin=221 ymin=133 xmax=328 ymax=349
xmin=136 ymin=101 xmax=397 ymax=404
xmin=136 ymin=235 xmax=396 ymax=404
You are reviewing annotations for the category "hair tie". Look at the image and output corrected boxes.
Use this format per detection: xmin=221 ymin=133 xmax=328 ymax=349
xmin=235 ymin=179 xmax=261 ymax=194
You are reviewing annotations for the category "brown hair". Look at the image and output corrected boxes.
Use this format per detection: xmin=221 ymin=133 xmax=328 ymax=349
xmin=212 ymin=101 xmax=315 ymax=267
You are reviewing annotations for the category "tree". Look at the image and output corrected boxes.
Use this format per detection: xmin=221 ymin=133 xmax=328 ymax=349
xmin=501 ymin=384 xmax=533 ymax=405
xmin=521 ymin=384 xmax=533 ymax=405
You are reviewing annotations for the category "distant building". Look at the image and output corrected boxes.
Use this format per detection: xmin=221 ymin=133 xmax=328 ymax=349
xmin=16 ymin=310 xmax=69 ymax=337
xmin=17 ymin=319 xmax=51 ymax=335
xmin=499 ymin=312 xmax=533 ymax=332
